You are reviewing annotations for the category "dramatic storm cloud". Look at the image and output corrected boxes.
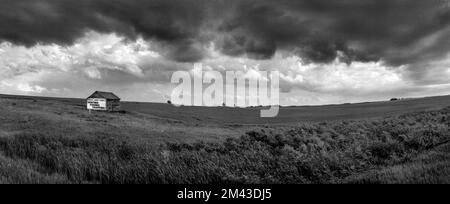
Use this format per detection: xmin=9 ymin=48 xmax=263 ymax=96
xmin=0 ymin=0 xmax=450 ymax=104
xmin=2 ymin=0 xmax=450 ymax=64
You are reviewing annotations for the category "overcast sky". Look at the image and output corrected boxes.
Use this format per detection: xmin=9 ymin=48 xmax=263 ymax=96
xmin=1 ymin=0 xmax=450 ymax=105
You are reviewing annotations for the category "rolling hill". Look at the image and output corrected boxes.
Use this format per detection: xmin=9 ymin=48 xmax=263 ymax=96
xmin=1 ymin=93 xmax=450 ymax=125
xmin=0 ymin=93 xmax=449 ymax=184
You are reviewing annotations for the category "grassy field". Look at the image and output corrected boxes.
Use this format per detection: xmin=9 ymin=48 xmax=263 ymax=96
xmin=122 ymin=95 xmax=450 ymax=125
xmin=0 ymin=94 xmax=449 ymax=183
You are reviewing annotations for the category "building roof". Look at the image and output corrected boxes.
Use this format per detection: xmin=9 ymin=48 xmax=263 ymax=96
xmin=87 ymin=91 xmax=120 ymax=100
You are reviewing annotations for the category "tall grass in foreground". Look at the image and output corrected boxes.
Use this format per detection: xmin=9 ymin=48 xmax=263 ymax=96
xmin=0 ymin=107 xmax=449 ymax=184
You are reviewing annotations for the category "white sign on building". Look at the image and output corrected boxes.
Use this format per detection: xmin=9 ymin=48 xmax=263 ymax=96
xmin=87 ymin=98 xmax=107 ymax=110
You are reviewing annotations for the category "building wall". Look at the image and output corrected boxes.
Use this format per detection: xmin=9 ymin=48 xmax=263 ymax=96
xmin=107 ymin=99 xmax=121 ymax=111
xmin=87 ymin=98 xmax=121 ymax=112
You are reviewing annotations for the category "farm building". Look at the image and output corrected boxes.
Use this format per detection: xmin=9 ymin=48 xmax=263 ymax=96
xmin=86 ymin=91 xmax=121 ymax=112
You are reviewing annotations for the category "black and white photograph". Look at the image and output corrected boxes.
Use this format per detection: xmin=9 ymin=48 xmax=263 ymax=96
xmin=0 ymin=0 xmax=449 ymax=190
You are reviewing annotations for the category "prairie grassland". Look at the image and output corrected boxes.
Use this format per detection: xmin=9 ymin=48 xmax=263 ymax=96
xmin=0 ymin=94 xmax=449 ymax=183
xmin=0 ymin=96 xmax=247 ymax=145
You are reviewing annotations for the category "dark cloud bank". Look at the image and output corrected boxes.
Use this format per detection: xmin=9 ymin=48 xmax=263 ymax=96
xmin=1 ymin=0 xmax=450 ymax=66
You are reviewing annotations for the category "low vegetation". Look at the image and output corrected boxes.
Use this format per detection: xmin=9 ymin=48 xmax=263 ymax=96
xmin=0 ymin=105 xmax=448 ymax=184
